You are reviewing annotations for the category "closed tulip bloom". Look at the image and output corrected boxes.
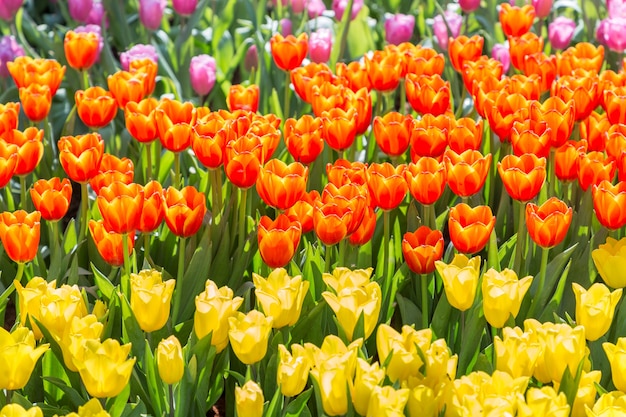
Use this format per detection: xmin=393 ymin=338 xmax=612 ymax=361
xmin=510 ymin=120 xmax=551 ymax=159
xmin=235 ymin=380 xmax=264 ymax=417
xmin=405 ymin=158 xmax=446 ymax=206
xmin=309 ymin=29 xmax=332 ymax=63
xmin=194 ymin=279 xmax=243 ymax=351
xmin=228 ymin=310 xmax=273 ymax=364
xmin=366 ymin=386 xmax=410 ymax=417
xmin=549 ymin=16 xmax=576 ymax=49
xmin=89 ymin=220 xmax=134 ymax=267
xmin=75 ymin=86 xmax=117 ymax=129
xmin=0 ymin=141 xmax=17 ymax=189
xmin=322 ymin=281 xmax=381 ymax=341
xmin=189 ymin=54 xmax=217 ymax=96
xmin=139 ymin=0 xmax=166 ymax=30
xmin=321 ymin=107 xmax=358 ymax=152
xmin=0 ymin=327 xmax=48 ymax=390
xmin=314 ymin=202 xmax=352 ymax=246
xmin=58 ymin=133 xmax=104 ymax=183
xmin=309 ymin=362 xmax=351 ymax=416
xmin=526 ymin=197 xmax=572 ymax=248
xmin=172 ymin=0 xmax=198 ymax=15
xmin=130 ymin=269 xmax=175 ymax=332
xmin=156 ymin=335 xmax=183 ymax=385
xmin=376 ymin=324 xmax=432 ymax=382
xmin=13 ymin=277 xmax=54 ymax=340
xmin=435 ymin=254 xmax=481 ymax=311
xmin=385 ymin=13 xmax=415 ymax=45
xmin=257 ymin=215 xmax=302 ymax=269
xmin=30 ymin=178 xmax=72 ymax=222
xmin=577 ymin=151 xmax=616 ymax=192
xmin=75 ymin=338 xmax=136 ymax=398
xmin=107 ymin=70 xmax=145 ymax=109
xmin=604 ymin=338 xmax=626 ymax=393
xmin=500 ymin=4 xmax=536 ymax=37
xmin=373 ymin=112 xmax=412 ymax=157
xmin=154 ymin=100 xmax=196 ymax=153
xmin=580 ymin=112 xmax=609 ymax=152
xmin=97 ymin=182 xmax=144 ymax=234
xmin=402 ymin=226 xmax=444 ymax=275
xmin=38 ymin=284 xmax=89 ymax=342
xmin=552 ymin=75 xmax=601 ymax=122
xmin=573 ymin=283 xmax=622 ymax=341
xmin=7 ymin=57 xmax=65 ymax=95
xmin=89 ymin=153 xmax=134 ymax=195
xmin=350 ymin=358 xmax=385 ymax=416
xmin=0 ymin=404 xmax=42 ymax=417
xmin=498 ymin=154 xmax=546 ymax=201
xmin=58 ymin=398 xmax=109 ymax=417
xmin=138 ymin=180 xmax=165 ymax=233
xmin=406 ymin=73 xmax=450 ymax=116
xmin=482 ymin=268 xmax=533 ymax=328
xmin=444 ymin=149 xmax=492 ymax=198
xmin=286 ymin=190 xmax=319 ymax=234
xmin=277 ymin=343 xmax=311 ymax=397
xmin=495 ymin=327 xmax=541 ymax=378
xmin=448 ymin=204 xmax=495 ymax=254
xmin=57 ymin=314 xmax=104 ymax=372
xmin=0 ymin=102 xmax=19 ymax=136
xmin=270 ymin=33 xmax=308 ymax=71
xmin=224 ymin=137 xmax=263 ymax=190
xmin=120 ymin=44 xmax=158 ymax=71
xmin=0 ymin=210 xmax=40 ymax=264
xmin=593 ymin=237 xmax=626 ymax=288
xmin=163 ymin=186 xmax=206 ymax=237
xmin=555 ymin=140 xmax=586 ymax=181
xmin=448 ymin=35 xmax=484 ymax=72
xmin=593 ymin=180 xmax=626 ymax=230
xmin=0 ymin=0 xmax=23 ymax=20
xmin=125 ymin=98 xmax=158 ymax=143
xmin=284 ymin=115 xmax=324 ymax=164
xmin=364 ymin=49 xmax=403 ymax=92
xmin=256 ymin=159 xmax=308 ymax=210
xmin=18 ymin=84 xmax=51 ymax=123
xmin=130 ymin=58 xmax=158 ymax=96
xmin=64 ymin=30 xmax=100 ymax=70
xmin=367 ymin=163 xmax=407 ymax=210
xmin=3 ymin=127 xmax=44 ymax=176
xmin=518 ymin=387 xmax=570 ymax=417
xmin=228 ymin=84 xmax=260 ymax=113
xmin=253 ymin=267 xmax=308 ymax=328
xmin=348 ymin=205 xmax=376 ymax=246
xmin=433 ymin=11 xmax=463 ymax=50
xmin=586 ymin=391 xmax=626 ymax=417
xmin=323 ymin=267 xmax=374 ymax=292
xmin=448 ymin=117 xmax=483 ymax=153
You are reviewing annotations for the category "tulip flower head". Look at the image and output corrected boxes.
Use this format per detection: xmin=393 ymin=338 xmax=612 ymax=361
xmin=139 ymin=0 xmax=166 ymax=30
xmin=433 ymin=10 xmax=463 ymax=50
xmin=235 ymin=380 xmax=264 ymax=417
xmin=0 ymin=404 xmax=43 ymax=417
xmin=64 ymin=29 xmax=101 ymax=71
xmin=172 ymin=0 xmax=198 ymax=15
xmin=157 ymin=335 xmax=184 ymax=385
xmin=435 ymin=254 xmax=481 ymax=311
xmin=573 ymin=282 xmax=622 ymax=341
xmin=0 ymin=327 xmax=49 ymax=390
xmin=494 ymin=326 xmax=541 ymax=379
xmin=0 ymin=210 xmax=40 ymax=264
xmin=0 ymin=0 xmax=23 ymax=21
xmin=0 ymin=35 xmax=24 ymax=78
xmin=228 ymin=310 xmax=273 ymax=364
xmin=253 ymin=268 xmax=309 ymax=328
xmin=376 ymin=324 xmax=433 ymax=382
xmin=482 ymin=268 xmax=533 ymax=328
xmin=309 ymin=29 xmax=333 ymax=63
xmin=448 ymin=203 xmax=495 ymax=254
xmin=189 ymin=54 xmax=217 ymax=97
xmin=120 ymin=44 xmax=158 ymax=71
xmin=270 ymin=33 xmax=309 ymax=71
xmin=194 ymin=279 xmax=243 ymax=351
xmin=402 ymin=226 xmax=445 ymax=275
xmin=549 ymin=16 xmax=577 ymax=50
xmin=385 ymin=13 xmax=415 ymax=45
xmin=332 ymin=0 xmax=363 ymax=20
xmin=130 ymin=269 xmax=175 ymax=332
xmin=277 ymin=343 xmax=311 ymax=397
xmin=163 ymin=186 xmax=206 ymax=237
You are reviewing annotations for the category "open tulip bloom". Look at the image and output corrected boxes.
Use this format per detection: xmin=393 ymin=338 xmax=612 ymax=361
xmin=4 ymin=1 xmax=626 ymax=416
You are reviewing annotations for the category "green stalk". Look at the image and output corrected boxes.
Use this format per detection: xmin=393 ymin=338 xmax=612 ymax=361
xmin=81 ymin=69 xmax=90 ymax=91
xmin=14 ymin=262 xmax=25 ymax=284
xmin=50 ymin=221 xmax=60 ymax=262
xmin=382 ymin=210 xmax=392 ymax=318
xmin=491 ymin=325 xmax=498 ymax=366
xmin=78 ymin=182 xmax=89 ymax=240
xmin=238 ymin=188 xmax=248 ymax=255
xmin=169 ymin=383 xmax=175 ymax=417
xmin=154 ymin=141 xmax=163 ymax=181
xmin=529 ymin=247 xmax=550 ymax=319
xmin=4 ymin=185 xmax=14 ymax=211
xmin=547 ymin=148 xmax=556 ymax=200
xmin=421 ymin=273 xmax=429 ymax=329
xmin=283 ymin=72 xmax=291 ymax=120
xmin=399 ymin=79 xmax=406 ymax=113
xmin=143 ymin=233 xmax=155 ymax=269
xmin=19 ymin=176 xmax=27 ymax=211
xmin=173 ymin=152 xmax=181 ymax=188
xmin=122 ymin=233 xmax=132 ymax=299
xmin=172 ymin=237 xmax=187 ymax=322
xmin=338 ymin=239 xmax=346 ymax=267
xmin=209 ymin=169 xmax=222 ymax=223
xmin=513 ymin=200 xmax=527 ymax=275
xmin=145 ymin=142 xmax=153 ymax=182
xmin=325 ymin=244 xmax=333 ymax=272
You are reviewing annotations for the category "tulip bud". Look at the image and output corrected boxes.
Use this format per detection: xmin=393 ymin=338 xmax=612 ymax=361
xmin=532 ymin=0 xmax=553 ymax=18
xmin=482 ymin=268 xmax=533 ymax=328
xmin=433 ymin=11 xmax=463 ymax=50
xmin=573 ymin=283 xmax=622 ymax=341
xmin=332 ymin=0 xmax=363 ymax=20
xmin=592 ymin=237 xmax=626 ymax=289
xmin=350 ymin=358 xmax=385 ymax=416
xmin=0 ymin=35 xmax=24 ymax=78
xmin=0 ymin=0 xmax=24 ymax=21
xmin=459 ymin=0 xmax=480 ymax=13
xmin=157 ymin=335 xmax=184 ymax=385
xmin=277 ymin=344 xmax=311 ymax=397
xmin=189 ymin=54 xmax=217 ymax=97
xmin=548 ymin=16 xmax=576 ymax=50
xmin=68 ymin=0 xmax=93 ymax=22
xmin=228 ymin=310 xmax=273 ymax=365
xmin=307 ymin=0 xmax=326 ymax=18
xmin=253 ymin=268 xmax=309 ymax=329
xmin=244 ymin=44 xmax=258 ymax=72
xmin=291 ymin=0 xmax=306 ymax=13
xmin=384 ymin=13 xmax=415 ymax=45
xmin=435 ymin=254 xmax=481 ymax=312
xmin=85 ymin=0 xmax=106 ymax=26
xmin=322 ymin=281 xmax=381 ymax=341
xmin=130 ymin=269 xmax=176 ymax=332
xmin=604 ymin=338 xmax=626 ymax=392
xmin=280 ymin=18 xmax=293 ymax=36
xmin=0 ymin=327 xmax=49 ymax=390
xmin=0 ymin=404 xmax=43 ymax=417
xmin=194 ymin=279 xmax=243 ymax=351
xmin=309 ymin=29 xmax=333 ymax=63
xmin=235 ymin=380 xmax=264 ymax=417
xmin=598 ymin=17 xmax=626 ymax=52
xmin=492 ymin=42 xmax=511 ymax=73
xmin=172 ymin=0 xmax=198 ymax=16
xmin=139 ymin=0 xmax=167 ymax=31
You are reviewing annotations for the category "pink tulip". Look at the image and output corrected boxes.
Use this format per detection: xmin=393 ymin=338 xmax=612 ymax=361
xmin=0 ymin=35 xmax=23 ymax=77
xmin=281 ymin=18 xmax=293 ymax=36
xmin=433 ymin=10 xmax=463 ymax=50
xmin=0 ymin=0 xmax=23 ymax=21
xmin=309 ymin=29 xmax=333 ymax=63
xmin=599 ymin=17 xmax=626 ymax=52
xmin=190 ymin=54 xmax=217 ymax=96
xmin=291 ymin=0 xmax=306 ymax=13
xmin=139 ymin=0 xmax=166 ymax=31
xmin=332 ymin=0 xmax=363 ymax=20
xmin=384 ymin=13 xmax=415 ymax=45
xmin=608 ymin=0 xmax=626 ymax=18
xmin=120 ymin=44 xmax=159 ymax=71
xmin=307 ymin=0 xmax=326 ymax=18
xmin=548 ymin=16 xmax=576 ymax=49
xmin=172 ymin=0 xmax=198 ymax=16
xmin=492 ymin=42 xmax=510 ymax=73
xmin=459 ymin=0 xmax=481 ymax=13
xmin=85 ymin=0 xmax=107 ymax=26
xmin=532 ymin=0 xmax=553 ymax=18
xmin=68 ymin=0 xmax=93 ymax=22
xmin=244 ymin=44 xmax=258 ymax=72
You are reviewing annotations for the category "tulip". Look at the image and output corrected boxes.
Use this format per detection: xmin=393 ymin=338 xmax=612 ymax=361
xmin=372 ymin=112 xmax=412 ymax=157
xmin=578 ymin=151 xmax=616 ymax=192
xmin=256 ymin=159 xmax=308 ymax=210
xmin=58 ymin=398 xmax=108 ymax=417
xmin=376 ymin=324 xmax=432 ymax=382
xmin=286 ymin=190 xmax=319 ymax=234
xmin=3 ymin=127 xmax=44 ymax=177
xmin=0 ymin=327 xmax=49 ymax=390
xmin=444 ymin=149 xmax=492 ymax=198
xmin=235 ymin=380 xmax=264 ymax=417
xmin=309 ymin=29 xmax=332 ymax=63
xmin=252 ymin=268 xmax=309 ymax=328
xmin=532 ymin=0 xmax=553 ymax=18
xmin=402 ymin=226 xmax=444 ymax=275
xmin=587 ymin=392 xmax=626 ymax=416
xmin=491 ymin=42 xmax=511 ymax=73
xmin=0 ymin=210 xmax=40 ymax=264
xmin=323 ymin=280 xmax=381 ymax=341
xmin=510 ymin=120 xmax=551 ymax=159
xmin=448 ymin=204 xmax=495 ymax=255
xmin=498 ymin=154 xmax=546 ymax=202
xmin=435 ymin=254 xmax=481 ymax=311
xmin=366 ymin=163 xmax=407 ymax=210
xmin=599 ymin=17 xmax=626 ymax=52
xmin=350 ymin=358 xmax=385 ymax=416
xmin=0 ymin=35 xmax=24 ymax=78
xmin=604 ymin=337 xmax=626 ymax=392
xmin=580 ymin=112 xmax=608 ymax=152
xmin=500 ymin=4 xmax=535 ymax=37
xmin=549 ymin=16 xmax=576 ymax=49
xmin=283 ymin=115 xmax=324 ymax=164
xmin=138 ymin=180 xmax=165 ymax=233
xmin=277 ymin=344 xmax=311 ymax=397
xmin=404 ymin=383 xmax=437 ymax=417
xmin=518 ymin=386 xmax=570 ymax=417
xmin=57 ymin=314 xmax=104 ymax=372
xmin=459 ymin=0 xmax=480 ymax=12
xmin=336 ymin=61 xmax=371 ymax=92
xmin=228 ymin=310 xmax=273 ymax=365
xmin=228 ymin=84 xmax=260 ymax=113
xmin=7 ymin=58 xmax=65 ymax=96
xmin=189 ymin=54 xmax=217 ymax=97
xmin=310 ymin=362 xmax=351 ymax=416
xmin=526 ymin=197 xmax=572 ymax=249
xmin=89 ymin=220 xmax=134 ymax=267
xmin=308 ymin=0 xmax=326 ymax=17
xmin=448 ymin=35 xmax=484 ymax=72
xmin=194 ymin=279 xmax=243 ymax=351
xmin=64 ymin=29 xmax=100 ymax=70
xmin=404 ymin=158 xmax=446 ymax=206
xmin=68 ymin=0 xmax=93 ymax=22
xmin=139 ymin=0 xmax=166 ymax=30
xmin=38 ymin=283 xmax=89 ymax=342
xmin=482 ymin=268 xmax=533 ymax=328
xmin=270 ymin=33 xmax=308 ymax=71
xmin=593 ymin=237 xmax=626 ymax=289
xmin=385 ymin=13 xmax=415 ymax=45
xmin=552 ymin=75 xmax=601 ymax=122
xmin=107 ymin=70 xmax=145 ymax=109
xmin=433 ymin=11 xmax=462 ymax=50
xmin=153 ymin=99 xmax=196 ymax=153
xmin=14 ymin=277 xmax=54 ymax=340
xmin=75 ymin=86 xmax=117 ymax=129
xmin=156 ymin=335 xmax=183 ymax=385
xmin=130 ymin=269 xmax=175 ymax=332
xmin=349 ymin=205 xmax=377 ymax=246
xmin=593 ymin=180 xmax=626 ymax=230
xmin=364 ymin=49 xmax=403 ymax=92
xmin=163 ymin=186 xmax=206 ymax=237
xmin=573 ymin=283 xmax=622 ymax=341
xmin=332 ymin=0 xmax=363 ymax=20
xmin=494 ymin=326 xmax=541 ymax=378
xmin=321 ymin=107 xmax=358 ymax=152
xmin=0 ymin=0 xmax=23 ymax=20
xmin=75 ymin=338 xmax=136 ymax=398
xmin=18 ymin=84 xmax=52 ymax=123
xmin=410 ymin=117 xmax=449 ymax=160
xmin=89 ymin=153 xmax=134 ymax=195
xmin=406 ymin=73 xmax=451 ymax=116
xmin=97 ymin=182 xmax=144 ymax=234
xmin=119 ymin=44 xmax=158 ymax=71
xmin=366 ymin=386 xmax=410 ymax=417
xmin=0 ymin=141 xmax=17 ymax=189
xmin=125 ymin=97 xmax=159 ymax=143
xmin=172 ymin=0 xmax=198 ymax=15
xmin=323 ymin=267 xmax=374 ymax=292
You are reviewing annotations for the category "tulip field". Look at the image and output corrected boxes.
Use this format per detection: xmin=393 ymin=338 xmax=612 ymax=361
xmin=2 ymin=0 xmax=626 ymax=415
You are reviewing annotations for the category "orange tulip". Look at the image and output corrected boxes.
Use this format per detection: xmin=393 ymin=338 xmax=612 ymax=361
xmin=402 ymin=226 xmax=444 ymax=274
xmin=508 ymin=73 xmax=541 ymax=100
xmin=30 ymin=178 xmax=72 ymax=222
xmin=89 ymin=219 xmax=134 ymax=267
xmin=500 ymin=4 xmax=535 ymax=37
xmin=164 ymin=186 xmax=207 ymax=238
xmin=292 ymin=63 xmax=335 ymax=103
xmin=326 ymin=159 xmax=368 ymax=186
xmin=555 ymin=139 xmax=587 ymax=182
xmin=578 ymin=152 xmax=616 ymax=192
xmin=556 ymin=43 xmax=604 ymax=77
xmin=403 ymin=47 xmax=445 ymax=77
xmin=335 ymin=61 xmax=372 ymax=92
xmin=498 ymin=154 xmax=546 ymax=202
xmin=228 ymin=84 xmax=260 ymax=113
xmin=410 ymin=115 xmax=450 ymax=160
xmin=2 ymin=127 xmax=44 ymax=176
xmin=592 ymin=180 xmax=626 ymax=230
xmin=473 ymin=77 xmax=508 ymax=119
xmin=508 ymin=32 xmax=544 ymax=71
xmin=600 ymin=70 xmax=626 ymax=109
xmin=448 ymin=203 xmax=495 ymax=254
xmin=405 ymin=157 xmax=446 ymax=206
xmin=18 ymin=84 xmax=52 ymax=123
xmin=522 ymin=52 xmax=556 ymax=92
xmin=310 ymin=82 xmax=346 ymax=117
xmin=373 ymin=112 xmax=412 ymax=157
xmin=286 ymin=190 xmax=319 ymax=234
xmin=345 ymin=87 xmax=372 ymax=135
xmin=258 ymin=214 xmax=302 ymax=268
xmin=580 ymin=111 xmax=609 ymax=152
xmin=107 ymin=70 xmax=145 ymax=109
xmin=603 ymin=88 xmax=626 ymax=126
xmin=321 ymin=182 xmax=367 ymax=234
xmin=366 ymin=163 xmax=407 ymax=211
xmin=526 ymin=197 xmax=572 ymax=248
xmin=192 ymin=126 xmax=227 ymax=170
xmin=64 ymin=30 xmax=100 ymax=70
xmin=284 ymin=115 xmax=325 ymax=164
xmin=444 ymin=149 xmax=492 ymax=198
xmin=448 ymin=35 xmax=484 ymax=72
xmin=138 ymin=180 xmax=165 ymax=233
xmin=256 ymin=159 xmax=308 ymax=211
xmin=321 ymin=108 xmax=358 ymax=152
xmin=154 ymin=98 xmax=197 ymax=153
xmin=0 ymin=103 xmax=20 ymax=136
xmin=528 ymin=97 xmax=575 ymax=149
xmin=461 ymin=56 xmax=503 ymax=95
xmin=0 ymin=141 xmax=18 ymax=188
xmin=405 ymin=73 xmax=450 ymax=116
xmin=449 ymin=118 xmax=483 ymax=153
xmin=248 ymin=120 xmax=281 ymax=163
xmin=125 ymin=98 xmax=159 ymax=143
xmin=486 ymin=92 xmax=528 ymax=142
xmin=97 ymin=182 xmax=144 ymax=234
xmin=270 ymin=33 xmax=309 ymax=71
xmin=58 ymin=133 xmax=104 ymax=183
xmin=224 ymin=135 xmax=263 ymax=190
xmin=130 ymin=58 xmax=158 ymax=96
xmin=364 ymin=49 xmax=404 ymax=92
xmin=75 ymin=87 xmax=118 ymax=129
xmin=349 ymin=205 xmax=377 ymax=246
xmin=313 ymin=202 xmax=352 ymax=246
xmin=89 ymin=153 xmax=134 ymax=195
xmin=7 ymin=57 xmax=66 ymax=95
xmin=551 ymin=74 xmax=601 ymax=122
xmin=0 ymin=210 xmax=41 ymax=263
xmin=619 ymin=151 xmax=626 ymax=183
xmin=606 ymin=129 xmax=626 ymax=162
xmin=510 ymin=120 xmax=551 ymax=159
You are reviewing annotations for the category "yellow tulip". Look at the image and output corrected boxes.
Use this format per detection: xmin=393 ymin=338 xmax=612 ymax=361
xmin=481 ymin=268 xmax=533 ymax=328
xmin=323 ymin=267 xmax=374 ymax=292
xmin=573 ymin=283 xmax=622 ymax=341
xmin=322 ymin=281 xmax=381 ymax=340
xmin=157 ymin=335 xmax=184 ymax=385
xmin=39 ymin=284 xmax=89 ymax=341
xmin=525 ymin=319 xmax=589 ymax=384
xmin=130 ymin=269 xmax=176 ymax=332
xmin=404 ymin=382 xmax=437 ymax=417
xmin=366 ymin=386 xmax=410 ymax=417
xmin=56 ymin=398 xmax=111 ymax=417
xmin=277 ymin=343 xmax=311 ymax=397
xmin=310 ymin=360 xmax=351 ymax=416
xmin=75 ymin=338 xmax=136 ymax=398
xmin=603 ymin=337 xmax=626 ymax=393
xmin=586 ymin=392 xmax=626 ymax=417
xmin=0 ymin=327 xmax=49 ymax=390
xmin=494 ymin=326 xmax=541 ymax=379
xmin=59 ymin=314 xmax=104 ymax=372
xmin=304 ymin=334 xmax=362 ymax=372
xmin=228 ymin=310 xmax=273 ymax=365
xmin=14 ymin=277 xmax=56 ymax=340
xmin=422 ymin=338 xmax=458 ymax=389
xmin=350 ymin=358 xmax=385 ymax=416
xmin=235 ymin=380 xmax=264 ymax=417
xmin=554 ymin=371 xmax=601 ymax=417
xmin=376 ymin=324 xmax=431 ymax=382
xmin=518 ymin=386 xmax=570 ymax=417
xmin=435 ymin=254 xmax=481 ymax=311
xmin=194 ymin=279 xmax=243 ymax=352
xmin=92 ymin=300 xmax=108 ymax=321
xmin=592 ymin=237 xmax=626 ymax=288
xmin=252 ymin=268 xmax=309 ymax=328
xmin=0 ymin=404 xmax=43 ymax=417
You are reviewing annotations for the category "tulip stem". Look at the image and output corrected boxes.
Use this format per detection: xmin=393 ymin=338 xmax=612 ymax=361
xmin=283 ymin=73 xmax=291 ymax=120
xmin=80 ymin=70 xmax=90 ymax=91
xmin=238 ymin=188 xmax=248 ymax=255
xmin=325 ymin=244 xmax=333 ymax=272
xmin=143 ymin=233 xmax=156 ymax=269
xmin=547 ymin=149 xmax=556 ymax=201
xmin=172 ymin=237 xmax=187 ymax=323
xmin=173 ymin=152 xmax=181 ymax=188
xmin=338 ymin=239 xmax=346 ymax=267
xmin=399 ymin=79 xmax=406 ymax=113
xmin=145 ymin=142 xmax=153 ymax=181
xmin=210 ymin=169 xmax=222 ymax=221
xmin=168 ymin=383 xmax=175 ymax=417
xmin=50 ymin=221 xmax=60 ymax=264
xmin=78 ymin=182 xmax=89 ymax=240
xmin=421 ymin=273 xmax=429 ymax=329
xmin=4 ymin=185 xmax=14 ymax=211
xmin=513 ymin=200 xmax=527 ymax=275
xmin=529 ymin=246 xmax=550 ymax=319
xmin=19 ymin=176 xmax=27 ymax=211
xmin=122 ymin=233 xmax=132 ymax=298
xmin=14 ymin=262 xmax=25 ymax=284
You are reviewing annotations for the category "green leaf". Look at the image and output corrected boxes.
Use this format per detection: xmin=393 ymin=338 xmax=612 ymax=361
xmin=92 ymin=262 xmax=115 ymax=301
xmin=105 ymin=382 xmax=131 ymax=417
xmin=42 ymin=377 xmax=87 ymax=409
xmin=285 ymin=388 xmax=313 ymax=417
xmin=396 ymin=293 xmax=421 ymax=328
xmin=118 ymin=292 xmax=147 ymax=362
xmin=143 ymin=342 xmax=164 ymax=417
xmin=557 ymin=359 xmax=585 ymax=410
xmin=265 ymin=386 xmax=284 ymax=417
